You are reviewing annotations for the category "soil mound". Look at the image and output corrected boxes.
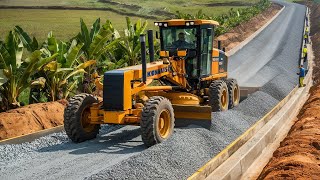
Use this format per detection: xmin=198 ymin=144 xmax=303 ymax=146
xmin=0 ymin=101 xmax=66 ymax=140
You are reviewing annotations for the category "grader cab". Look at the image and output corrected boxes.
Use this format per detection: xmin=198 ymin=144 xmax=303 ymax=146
xmin=64 ymin=19 xmax=240 ymax=147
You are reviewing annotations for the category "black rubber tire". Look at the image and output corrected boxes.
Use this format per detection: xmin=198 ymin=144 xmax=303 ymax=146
xmin=140 ymin=96 xmax=175 ymax=147
xmin=64 ymin=93 xmax=100 ymax=143
xmin=208 ymin=80 xmax=229 ymax=112
xmin=226 ymin=78 xmax=240 ymax=109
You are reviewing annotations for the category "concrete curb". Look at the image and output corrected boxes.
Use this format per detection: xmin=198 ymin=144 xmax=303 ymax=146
xmin=0 ymin=125 xmax=64 ymax=145
xmin=227 ymin=5 xmax=285 ymax=56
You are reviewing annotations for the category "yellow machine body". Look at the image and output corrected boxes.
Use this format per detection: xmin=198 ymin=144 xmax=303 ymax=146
xmin=89 ymin=51 xmax=227 ymax=125
xmin=64 ymin=19 xmax=239 ymax=147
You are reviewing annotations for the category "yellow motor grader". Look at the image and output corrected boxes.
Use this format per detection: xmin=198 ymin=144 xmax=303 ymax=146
xmin=64 ymin=19 xmax=240 ymax=147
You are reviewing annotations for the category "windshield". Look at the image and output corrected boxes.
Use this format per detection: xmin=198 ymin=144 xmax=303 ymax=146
xmin=161 ymin=27 xmax=197 ymax=50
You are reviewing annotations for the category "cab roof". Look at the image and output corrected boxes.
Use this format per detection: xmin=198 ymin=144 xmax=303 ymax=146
xmin=154 ymin=19 xmax=219 ymax=26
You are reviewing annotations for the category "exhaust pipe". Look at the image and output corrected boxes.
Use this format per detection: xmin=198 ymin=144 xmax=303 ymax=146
xmin=147 ymin=30 xmax=155 ymax=63
xmin=140 ymin=34 xmax=147 ymax=84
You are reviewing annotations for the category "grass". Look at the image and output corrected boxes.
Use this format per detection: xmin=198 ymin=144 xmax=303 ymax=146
xmin=0 ymin=9 xmax=146 ymax=42
xmin=0 ymin=0 xmax=262 ymax=42
xmin=0 ymin=0 xmax=101 ymax=7
xmin=111 ymin=0 xmax=259 ymax=16
xmin=0 ymin=0 xmax=260 ymax=18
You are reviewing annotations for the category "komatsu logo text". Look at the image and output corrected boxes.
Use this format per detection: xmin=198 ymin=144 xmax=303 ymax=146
xmin=147 ymin=66 xmax=170 ymax=77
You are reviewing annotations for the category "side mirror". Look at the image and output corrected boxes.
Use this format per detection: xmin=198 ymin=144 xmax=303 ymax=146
xmin=206 ymin=28 xmax=213 ymax=36
xmin=156 ymin=31 xmax=159 ymax=39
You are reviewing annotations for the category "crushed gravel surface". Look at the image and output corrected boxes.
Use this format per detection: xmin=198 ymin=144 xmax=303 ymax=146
xmin=87 ymin=128 xmax=228 ymax=180
xmin=0 ymin=125 xmax=144 ymax=180
xmin=234 ymin=91 xmax=279 ymax=119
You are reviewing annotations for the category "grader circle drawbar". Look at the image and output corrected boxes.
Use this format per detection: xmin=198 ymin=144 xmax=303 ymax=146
xmin=64 ymin=19 xmax=240 ymax=147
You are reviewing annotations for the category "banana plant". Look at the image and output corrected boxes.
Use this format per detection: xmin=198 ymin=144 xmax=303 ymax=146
xmin=117 ymin=17 xmax=148 ymax=66
xmin=75 ymin=18 xmax=121 ymax=93
xmin=37 ymin=32 xmax=96 ymax=101
xmin=76 ymin=18 xmax=120 ymax=61
xmin=14 ymin=26 xmax=39 ymax=52
xmin=0 ymin=31 xmax=57 ymax=110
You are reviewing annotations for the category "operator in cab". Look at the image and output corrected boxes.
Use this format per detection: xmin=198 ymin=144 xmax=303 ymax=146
xmin=172 ymin=32 xmax=194 ymax=49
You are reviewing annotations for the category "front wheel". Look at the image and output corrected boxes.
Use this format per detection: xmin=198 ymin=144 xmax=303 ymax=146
xmin=64 ymin=93 xmax=100 ymax=143
xmin=140 ymin=96 xmax=175 ymax=147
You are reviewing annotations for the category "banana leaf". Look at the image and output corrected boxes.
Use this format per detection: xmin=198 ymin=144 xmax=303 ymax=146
xmin=58 ymin=41 xmax=67 ymax=64
xmin=80 ymin=18 xmax=91 ymax=51
xmin=63 ymin=69 xmax=86 ymax=83
xmin=90 ymin=18 xmax=101 ymax=42
xmin=47 ymin=32 xmax=58 ymax=53
xmin=14 ymin=26 xmax=38 ymax=52
xmin=76 ymin=60 xmax=96 ymax=70
xmin=88 ymin=28 xmax=113 ymax=59
xmin=65 ymin=41 xmax=84 ymax=68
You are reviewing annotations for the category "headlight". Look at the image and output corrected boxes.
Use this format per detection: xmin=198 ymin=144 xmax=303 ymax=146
xmin=186 ymin=22 xmax=190 ymax=26
xmin=159 ymin=23 xmax=163 ymax=26
xmin=154 ymin=22 xmax=159 ymax=26
xmin=190 ymin=21 xmax=194 ymax=25
xmin=164 ymin=23 xmax=168 ymax=27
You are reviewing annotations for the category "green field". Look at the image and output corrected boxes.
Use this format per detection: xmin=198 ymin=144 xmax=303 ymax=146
xmin=0 ymin=0 xmax=260 ymax=42
xmin=0 ymin=9 xmax=144 ymax=41
xmin=0 ymin=0 xmax=260 ymax=17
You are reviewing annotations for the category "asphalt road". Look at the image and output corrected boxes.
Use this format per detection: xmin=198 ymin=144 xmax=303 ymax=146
xmin=0 ymin=1 xmax=306 ymax=179
xmin=229 ymin=0 xmax=305 ymax=87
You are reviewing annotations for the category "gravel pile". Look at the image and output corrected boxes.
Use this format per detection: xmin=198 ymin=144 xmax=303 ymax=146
xmin=211 ymin=111 xmax=254 ymax=142
xmin=234 ymin=91 xmax=279 ymax=119
xmin=87 ymin=128 xmax=228 ymax=180
xmin=260 ymin=73 xmax=296 ymax=101
xmin=0 ymin=132 xmax=69 ymax=165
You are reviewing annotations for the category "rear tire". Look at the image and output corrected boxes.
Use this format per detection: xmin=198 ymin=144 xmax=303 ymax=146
xmin=209 ymin=80 xmax=229 ymax=112
xmin=64 ymin=93 xmax=100 ymax=143
xmin=140 ymin=96 xmax=175 ymax=147
xmin=226 ymin=78 xmax=240 ymax=109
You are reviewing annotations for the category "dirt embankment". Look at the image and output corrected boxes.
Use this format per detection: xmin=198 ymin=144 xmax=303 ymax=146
xmin=258 ymin=2 xmax=320 ymax=179
xmin=258 ymin=86 xmax=320 ymax=179
xmin=216 ymin=3 xmax=282 ymax=51
xmin=0 ymin=101 xmax=66 ymax=140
